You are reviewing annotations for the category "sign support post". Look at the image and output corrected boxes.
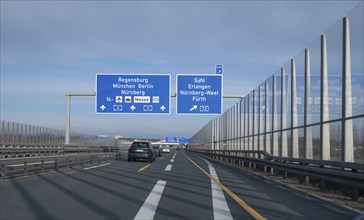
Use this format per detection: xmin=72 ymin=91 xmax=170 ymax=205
xmin=65 ymin=92 xmax=96 ymax=145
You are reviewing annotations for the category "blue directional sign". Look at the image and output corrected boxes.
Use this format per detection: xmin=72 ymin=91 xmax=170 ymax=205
xmin=177 ymin=74 xmax=223 ymax=115
xmin=165 ymin=136 xmax=177 ymax=143
xmin=178 ymin=137 xmax=190 ymax=145
xmin=96 ymin=74 xmax=170 ymax=114
xmin=216 ymin=64 xmax=223 ymax=74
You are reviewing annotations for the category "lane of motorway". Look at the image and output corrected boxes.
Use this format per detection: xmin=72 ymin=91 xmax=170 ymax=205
xmin=0 ymin=150 xmax=359 ymax=220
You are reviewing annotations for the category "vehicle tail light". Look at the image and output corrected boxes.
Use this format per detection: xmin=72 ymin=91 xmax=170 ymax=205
xmin=146 ymin=148 xmax=152 ymax=153
xmin=128 ymin=147 xmax=133 ymax=153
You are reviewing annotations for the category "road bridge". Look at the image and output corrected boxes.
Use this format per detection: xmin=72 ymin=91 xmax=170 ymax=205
xmin=1 ymin=3 xmax=363 ymax=220
xmin=1 ymin=149 xmax=361 ymax=220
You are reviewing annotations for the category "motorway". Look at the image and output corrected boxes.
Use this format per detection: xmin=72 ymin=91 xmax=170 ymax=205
xmin=0 ymin=150 xmax=360 ymax=220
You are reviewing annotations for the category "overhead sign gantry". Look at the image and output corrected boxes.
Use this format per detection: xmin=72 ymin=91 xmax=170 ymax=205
xmin=66 ymin=70 xmax=241 ymax=144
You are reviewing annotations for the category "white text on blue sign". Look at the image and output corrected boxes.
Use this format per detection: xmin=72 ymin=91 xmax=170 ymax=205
xmin=96 ymin=74 xmax=170 ymax=114
xmin=177 ymin=74 xmax=222 ymax=115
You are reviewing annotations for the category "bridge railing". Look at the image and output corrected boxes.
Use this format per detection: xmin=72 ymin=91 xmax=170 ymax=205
xmin=190 ymin=149 xmax=364 ymax=200
xmin=188 ymin=2 xmax=364 ymax=164
xmin=0 ymin=145 xmax=105 ymax=158
xmin=0 ymin=120 xmax=116 ymax=147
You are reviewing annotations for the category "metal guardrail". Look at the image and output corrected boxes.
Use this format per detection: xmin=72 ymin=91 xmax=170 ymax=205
xmin=0 ymin=153 xmax=116 ymax=178
xmin=0 ymin=120 xmax=118 ymax=150
xmin=0 ymin=144 xmax=105 ymax=158
xmin=204 ymin=150 xmax=364 ymax=171
xmin=190 ymin=149 xmax=364 ymax=200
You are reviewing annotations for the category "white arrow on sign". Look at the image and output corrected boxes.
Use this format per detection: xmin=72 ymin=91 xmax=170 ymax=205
xmin=160 ymin=105 xmax=166 ymax=111
xmin=100 ymin=105 xmax=106 ymax=111
xmin=130 ymin=105 xmax=136 ymax=111
xmin=190 ymin=105 xmax=198 ymax=111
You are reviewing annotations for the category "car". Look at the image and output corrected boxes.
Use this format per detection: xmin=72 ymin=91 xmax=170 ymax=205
xmin=162 ymin=147 xmax=170 ymax=153
xmin=152 ymin=145 xmax=162 ymax=157
xmin=128 ymin=141 xmax=156 ymax=162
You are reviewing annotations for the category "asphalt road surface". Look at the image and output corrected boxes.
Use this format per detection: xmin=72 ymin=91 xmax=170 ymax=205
xmin=0 ymin=150 xmax=360 ymax=220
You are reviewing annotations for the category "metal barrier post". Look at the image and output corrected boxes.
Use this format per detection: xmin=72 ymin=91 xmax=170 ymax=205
xmin=319 ymin=180 xmax=326 ymax=191
xmin=41 ymin=160 xmax=44 ymax=172
xmin=351 ymin=188 xmax=359 ymax=200
xmin=305 ymin=176 xmax=310 ymax=186
xmin=342 ymin=17 xmax=354 ymax=162
xmin=55 ymin=159 xmax=58 ymax=170
xmin=320 ymin=34 xmax=331 ymax=160
xmin=304 ymin=48 xmax=313 ymax=160
xmin=1 ymin=164 xmax=5 ymax=177
xmin=24 ymin=162 xmax=27 ymax=174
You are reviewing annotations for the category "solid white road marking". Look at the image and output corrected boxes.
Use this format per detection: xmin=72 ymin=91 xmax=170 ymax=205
xmin=164 ymin=164 xmax=172 ymax=171
xmin=134 ymin=180 xmax=167 ymax=220
xmin=172 ymin=151 xmax=178 ymax=159
xmin=83 ymin=163 xmax=110 ymax=170
xmin=204 ymin=159 xmax=233 ymax=220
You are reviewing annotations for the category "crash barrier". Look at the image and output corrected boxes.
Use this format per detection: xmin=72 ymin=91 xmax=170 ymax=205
xmin=0 ymin=153 xmax=116 ymax=178
xmin=0 ymin=144 xmax=104 ymax=158
xmin=190 ymin=149 xmax=364 ymax=200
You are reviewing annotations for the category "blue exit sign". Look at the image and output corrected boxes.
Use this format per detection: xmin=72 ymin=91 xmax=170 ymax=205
xmin=176 ymin=74 xmax=223 ymax=115
xmin=216 ymin=64 xmax=223 ymax=74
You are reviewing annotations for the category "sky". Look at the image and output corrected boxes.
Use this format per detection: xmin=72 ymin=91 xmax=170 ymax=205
xmin=1 ymin=0 xmax=362 ymax=139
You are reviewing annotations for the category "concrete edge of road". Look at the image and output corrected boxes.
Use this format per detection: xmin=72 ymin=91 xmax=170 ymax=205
xmin=198 ymin=154 xmax=364 ymax=216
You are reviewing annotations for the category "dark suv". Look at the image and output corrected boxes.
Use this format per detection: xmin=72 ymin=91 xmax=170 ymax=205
xmin=128 ymin=141 xmax=156 ymax=162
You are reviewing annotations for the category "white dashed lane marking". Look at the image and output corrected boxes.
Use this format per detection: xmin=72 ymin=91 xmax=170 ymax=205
xmin=164 ymin=164 xmax=172 ymax=171
xmin=134 ymin=180 xmax=167 ymax=220
xmin=83 ymin=163 xmax=110 ymax=170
